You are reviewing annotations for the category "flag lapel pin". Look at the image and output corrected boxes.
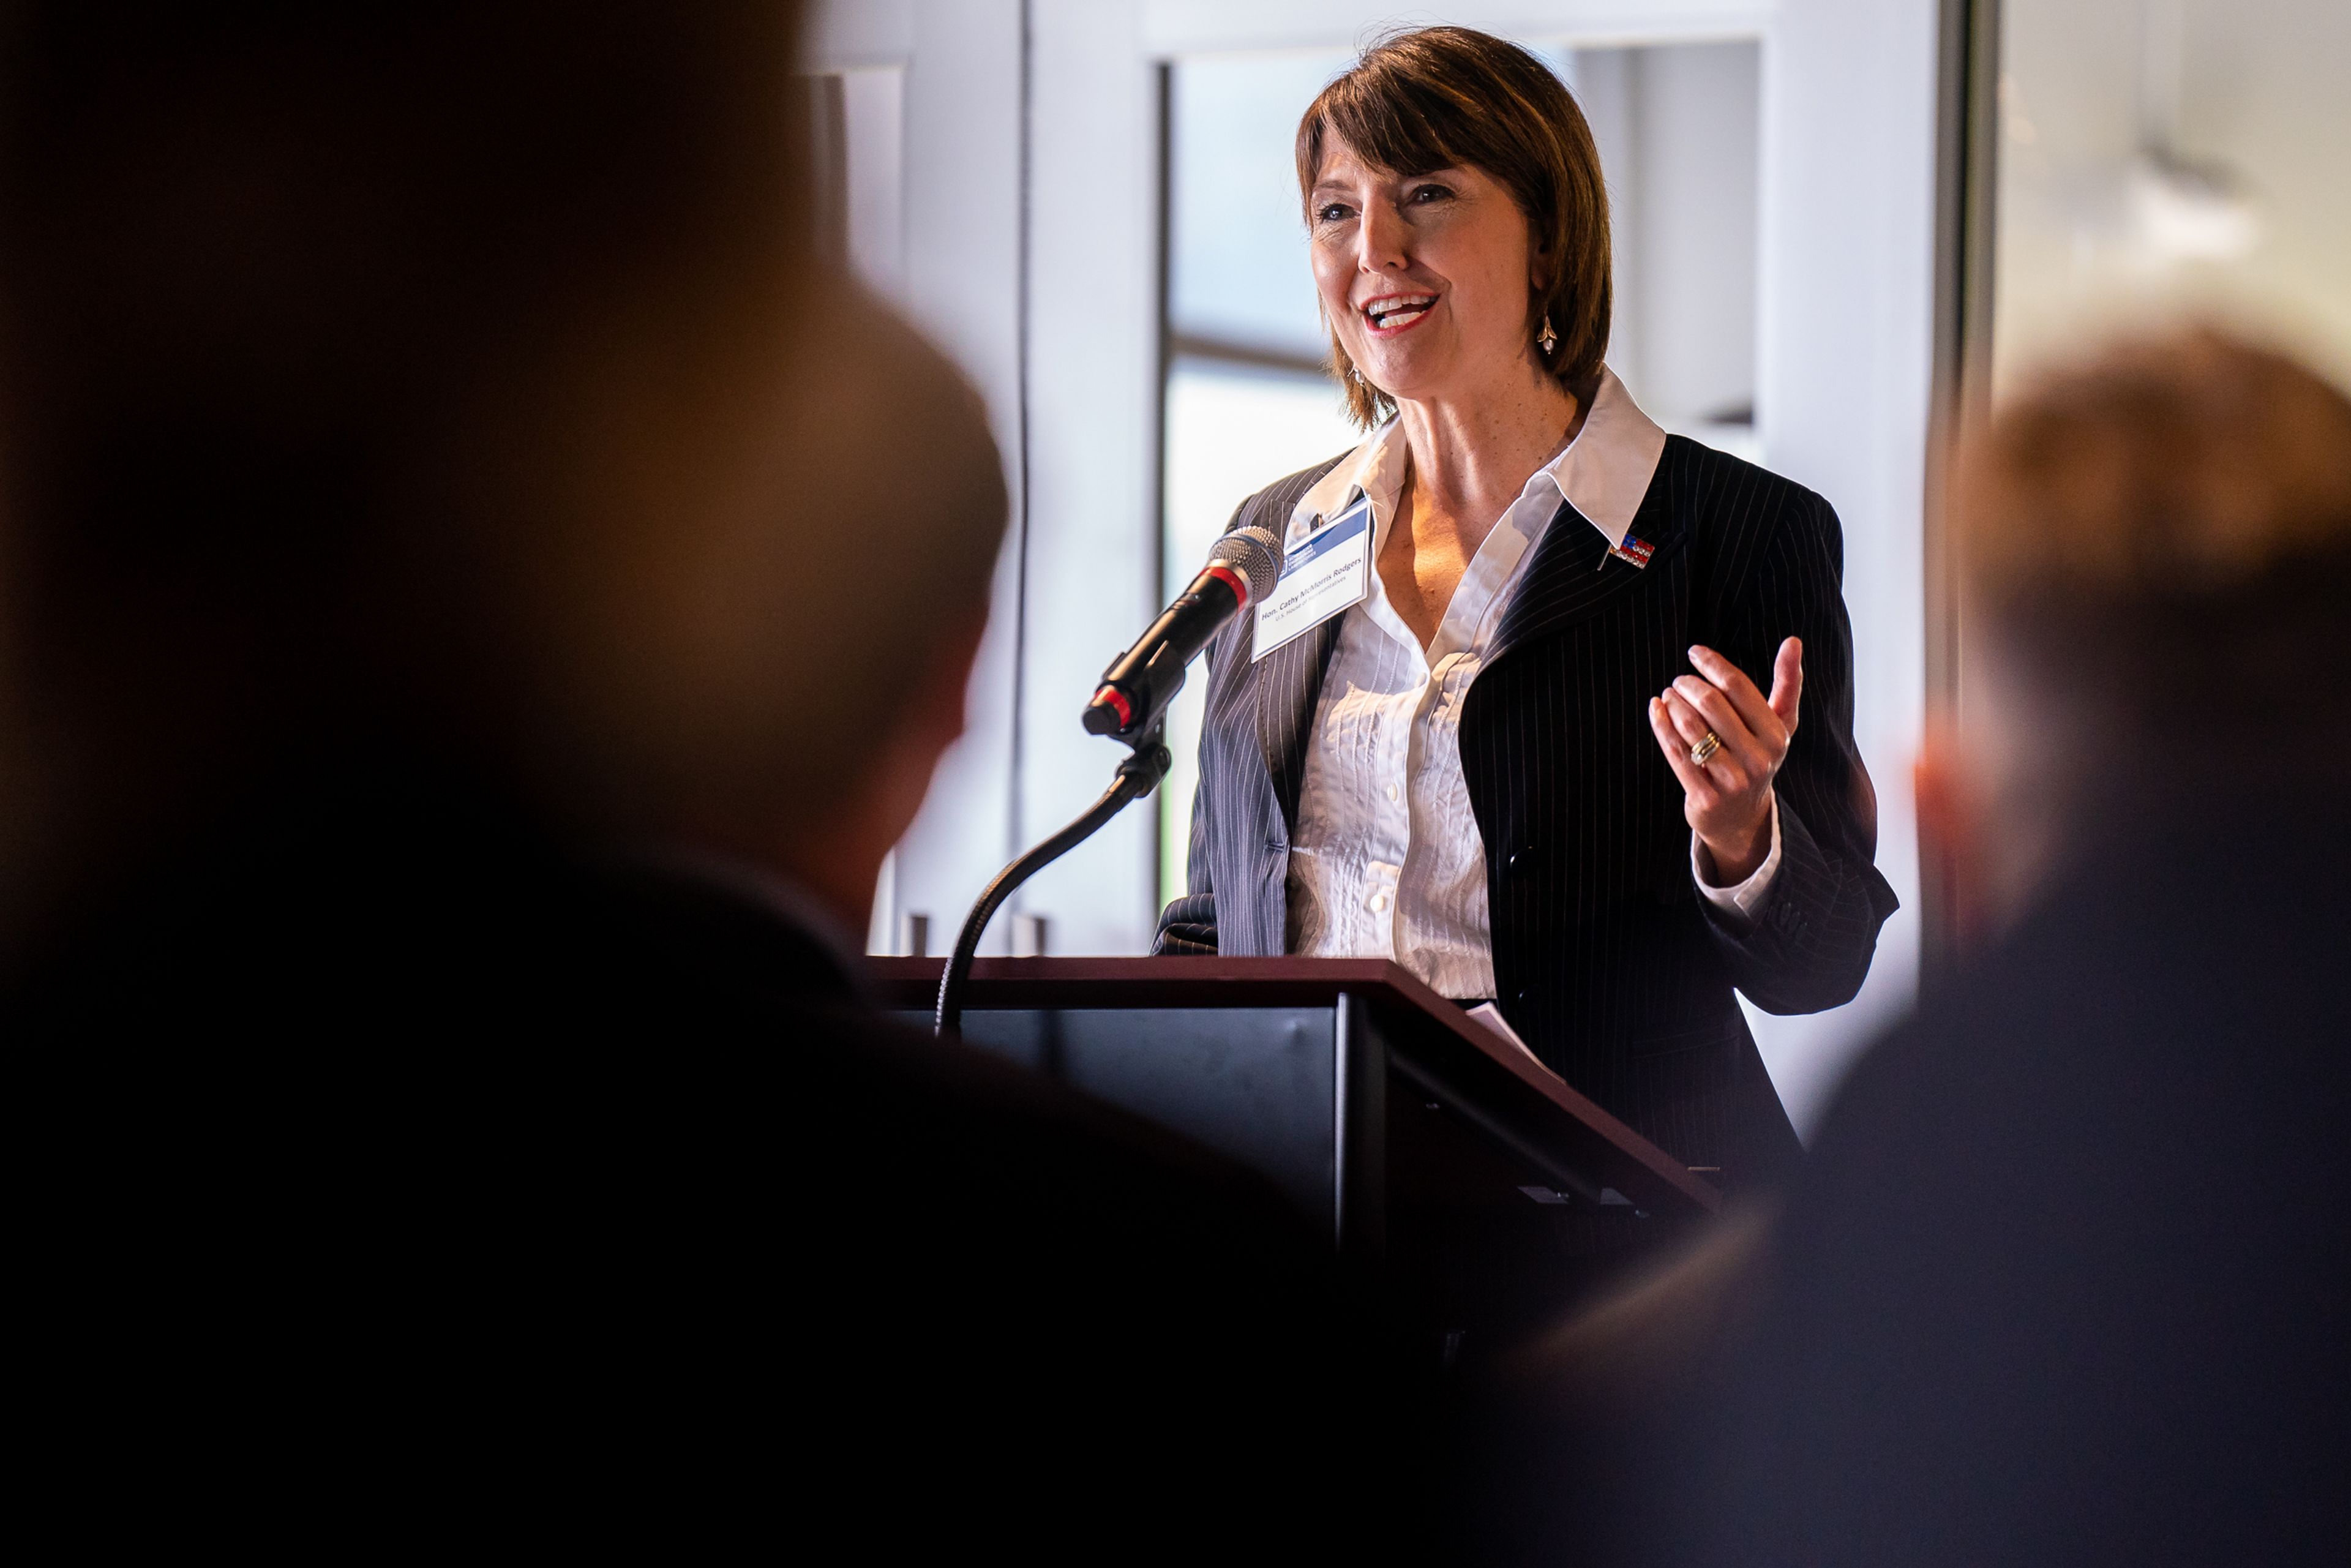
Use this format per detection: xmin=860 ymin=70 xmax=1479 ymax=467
xmin=1602 ymin=533 xmax=1655 ymax=570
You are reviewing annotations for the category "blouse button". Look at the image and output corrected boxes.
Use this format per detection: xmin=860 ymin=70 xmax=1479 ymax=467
xmin=1369 ymin=892 xmax=1389 ymax=913
xmin=1385 ymin=783 xmax=1400 ymax=802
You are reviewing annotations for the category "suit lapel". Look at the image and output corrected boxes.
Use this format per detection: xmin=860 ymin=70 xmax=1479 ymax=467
xmin=1493 ymin=440 xmax=1687 ymax=661
xmin=1254 ymin=614 xmax=1343 ymax=841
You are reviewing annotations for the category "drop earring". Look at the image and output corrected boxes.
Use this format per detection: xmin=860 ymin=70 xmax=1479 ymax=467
xmin=1537 ymin=314 xmax=1558 ymax=355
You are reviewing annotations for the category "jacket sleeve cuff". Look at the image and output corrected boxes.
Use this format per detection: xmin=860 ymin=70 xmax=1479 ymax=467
xmin=1152 ymin=893 xmax=1220 ymax=956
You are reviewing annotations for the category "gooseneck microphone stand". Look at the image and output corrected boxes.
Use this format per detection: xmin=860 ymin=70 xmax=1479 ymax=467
xmin=931 ymin=519 xmax=1277 ymax=1037
xmin=934 ymin=727 xmax=1171 ymax=1038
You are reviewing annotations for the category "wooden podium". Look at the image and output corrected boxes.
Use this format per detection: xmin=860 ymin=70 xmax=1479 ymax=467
xmin=871 ymin=956 xmax=1720 ymax=1350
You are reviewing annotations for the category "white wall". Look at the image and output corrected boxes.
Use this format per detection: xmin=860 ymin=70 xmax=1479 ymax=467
xmin=1628 ymin=42 xmax=1760 ymax=426
xmin=1016 ymin=0 xmax=1169 ymax=955
xmin=804 ymin=2 xmax=1030 ymax=956
xmin=1570 ymin=40 xmax=1762 ymax=454
xmin=1992 ymin=0 xmax=2351 ymax=391
xmin=1141 ymin=1 xmax=1775 ymax=53
xmin=1745 ymin=0 xmax=1939 ymax=1129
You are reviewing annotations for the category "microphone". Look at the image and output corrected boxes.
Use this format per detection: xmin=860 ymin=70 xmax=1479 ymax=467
xmin=1082 ymin=525 xmax=1284 ymax=741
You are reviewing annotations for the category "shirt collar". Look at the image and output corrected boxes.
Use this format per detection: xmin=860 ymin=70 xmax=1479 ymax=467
xmin=1286 ymin=365 xmax=1667 ymax=551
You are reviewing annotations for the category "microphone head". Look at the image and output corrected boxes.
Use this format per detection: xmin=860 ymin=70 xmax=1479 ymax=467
xmin=1206 ymin=525 xmax=1284 ymax=606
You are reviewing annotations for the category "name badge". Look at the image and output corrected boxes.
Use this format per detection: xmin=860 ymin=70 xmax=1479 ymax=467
xmin=1254 ymin=496 xmax=1372 ymax=661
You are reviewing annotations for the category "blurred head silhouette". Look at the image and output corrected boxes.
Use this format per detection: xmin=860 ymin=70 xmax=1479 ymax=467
xmin=1919 ymin=328 xmax=2351 ymax=942
xmin=0 ymin=4 xmax=1005 ymax=964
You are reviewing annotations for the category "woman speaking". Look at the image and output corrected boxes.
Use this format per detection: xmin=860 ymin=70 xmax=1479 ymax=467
xmin=1157 ymin=27 xmax=1897 ymax=1192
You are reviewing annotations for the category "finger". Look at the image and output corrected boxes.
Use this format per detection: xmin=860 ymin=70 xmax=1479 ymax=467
xmin=1660 ymin=688 xmax=1756 ymax=797
xmin=1657 ymin=686 xmax=1715 ymax=750
xmin=1768 ymin=636 xmax=1804 ymax=733
xmin=1688 ymin=645 xmax=1782 ymax=743
xmin=1648 ymin=697 xmax=1719 ymax=808
xmin=1669 ymin=677 xmax=1772 ymax=773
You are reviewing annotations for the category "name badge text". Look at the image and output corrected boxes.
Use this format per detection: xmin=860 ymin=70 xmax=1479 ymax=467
xmin=1254 ymin=498 xmax=1372 ymax=661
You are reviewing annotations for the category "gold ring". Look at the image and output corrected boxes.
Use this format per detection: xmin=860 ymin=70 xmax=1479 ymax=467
xmin=1689 ymin=730 xmax=1723 ymax=767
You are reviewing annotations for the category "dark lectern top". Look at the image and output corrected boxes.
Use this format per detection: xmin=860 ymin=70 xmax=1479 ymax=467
xmin=868 ymin=955 xmax=1719 ymax=1219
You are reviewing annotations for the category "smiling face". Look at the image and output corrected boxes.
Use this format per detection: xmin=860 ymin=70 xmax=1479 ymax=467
xmin=1307 ymin=135 xmax=1545 ymax=411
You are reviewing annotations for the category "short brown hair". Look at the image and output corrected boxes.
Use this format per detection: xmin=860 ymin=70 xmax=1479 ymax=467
xmin=1296 ymin=26 xmax=1612 ymax=427
xmin=1955 ymin=329 xmax=2351 ymax=748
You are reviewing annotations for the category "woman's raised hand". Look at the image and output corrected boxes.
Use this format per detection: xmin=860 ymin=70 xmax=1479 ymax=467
xmin=1648 ymin=638 xmax=1802 ymax=887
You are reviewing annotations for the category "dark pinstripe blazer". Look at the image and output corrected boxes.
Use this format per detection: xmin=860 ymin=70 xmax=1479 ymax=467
xmin=1156 ymin=435 xmax=1899 ymax=1189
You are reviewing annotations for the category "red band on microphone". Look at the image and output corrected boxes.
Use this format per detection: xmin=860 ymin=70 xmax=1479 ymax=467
xmin=1204 ymin=563 xmax=1250 ymax=607
xmin=1090 ymin=684 xmax=1134 ymax=729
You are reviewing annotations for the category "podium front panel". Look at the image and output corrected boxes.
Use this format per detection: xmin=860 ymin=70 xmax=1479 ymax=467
xmin=897 ymin=1003 xmax=1341 ymax=1225
xmin=878 ymin=958 xmax=1720 ymax=1357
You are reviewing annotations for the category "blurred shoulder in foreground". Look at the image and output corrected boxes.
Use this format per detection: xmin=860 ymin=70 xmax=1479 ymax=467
xmin=1710 ymin=329 xmax=2351 ymax=1566
xmin=1 ymin=7 xmax=1363 ymax=1553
